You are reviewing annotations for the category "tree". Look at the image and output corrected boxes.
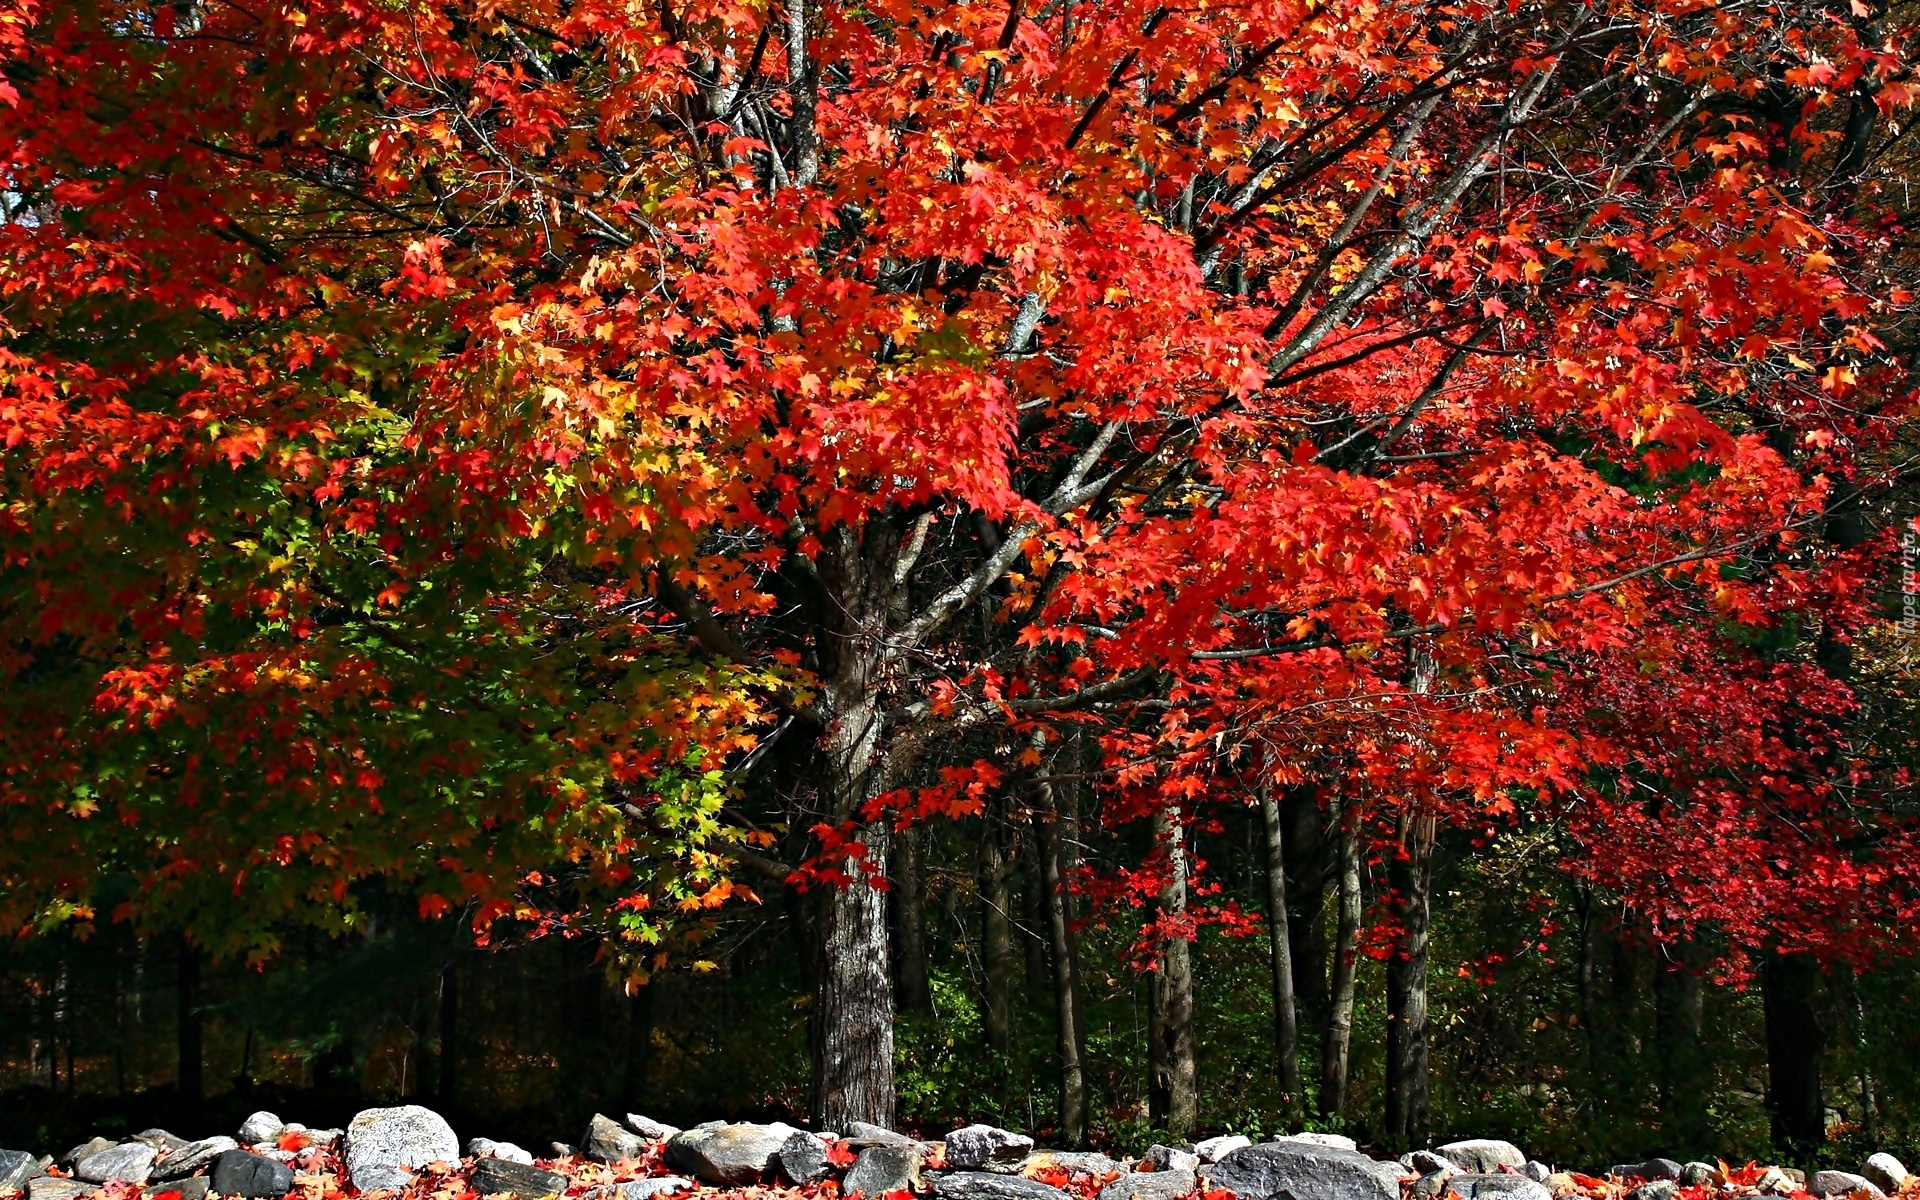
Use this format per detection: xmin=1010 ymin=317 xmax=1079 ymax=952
xmin=7 ymin=0 xmax=1920 ymax=1133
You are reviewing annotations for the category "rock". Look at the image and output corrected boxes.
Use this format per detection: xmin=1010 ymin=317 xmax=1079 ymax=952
xmin=1627 ymin=1184 xmax=1677 ymax=1200
xmin=1523 ymin=1165 xmax=1551 ymax=1184
xmin=210 ymin=1151 xmax=293 ymax=1198
xmin=778 ymin=1132 xmax=832 ymax=1185
xmin=1412 ymin=1174 xmax=1453 ymax=1200
xmin=583 ymin=1115 xmax=647 ymax=1165
xmin=307 ymin=1132 xmax=342 ymax=1151
xmin=1755 ymin=1169 xmax=1797 ymax=1196
xmin=549 ymin=1145 xmax=577 ymax=1161
xmin=946 ymin=1128 xmax=1035 ymax=1171
xmin=933 ymin=1173 xmax=1070 ymax=1200
xmin=1679 ymin=1165 xmax=1720 ymax=1188
xmin=1611 ymin=1162 xmax=1682 ymax=1183
xmin=238 ymin=1115 xmax=286 ymax=1147
xmin=1145 ymin=1148 xmax=1200 ymax=1174
xmin=1543 ymin=1176 xmax=1579 ymax=1199
xmin=1194 ymin=1140 xmax=1251 ymax=1166
xmin=1405 ymin=1154 xmax=1456 ymax=1177
xmin=152 ymin=1138 xmax=238 ymax=1182
xmin=144 ymin=1177 xmax=211 ymax=1200
xmin=28 ymin=1180 xmax=94 ymax=1200
xmin=847 ymin=1124 xmax=925 ymax=1150
xmin=600 ymin=1180 xmax=695 ymax=1200
xmin=626 ymin=1117 xmax=683 ymax=1143
xmin=470 ymin=1157 xmax=569 ymax=1198
xmin=344 ymin=1105 xmax=461 ymax=1194
xmin=467 ymin=1141 xmax=536 ymax=1167
xmin=846 ymin=1147 xmax=925 ymax=1198
xmin=1448 ymin=1175 xmax=1552 ymax=1200
xmin=1437 ymin=1144 xmax=1526 ymax=1175
xmin=1866 ymin=1158 xmax=1910 ymax=1195
xmin=62 ymin=1142 xmax=114 ymax=1170
xmin=1 ymin=1150 xmax=38 ymax=1195
xmin=664 ymin=1122 xmax=801 ymax=1185
xmin=77 ymin=1144 xmax=157 ymax=1185
xmin=1100 ymin=1170 xmax=1196 ymax=1200
xmin=133 ymin=1135 xmax=188 ymax=1156
xmin=1277 ymin=1136 xmax=1358 ymax=1153
xmin=1023 ymin=1153 xmax=1123 ymax=1180
xmin=1202 ymin=1140 xmax=1404 ymax=1200
xmin=1810 ymin=1173 xmax=1885 ymax=1199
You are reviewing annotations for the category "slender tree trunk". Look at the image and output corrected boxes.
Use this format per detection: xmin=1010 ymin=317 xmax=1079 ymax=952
xmin=1384 ymin=810 xmax=1435 ymax=1150
xmin=1034 ymin=768 xmax=1089 ymax=1145
xmin=1764 ymin=951 xmax=1825 ymax=1162
xmin=1321 ymin=797 xmax=1361 ymax=1118
xmin=177 ymin=934 xmax=203 ymax=1104
xmin=1283 ymin=787 xmax=1330 ymax=1044
xmin=437 ymin=961 xmax=460 ymax=1103
xmin=892 ymin=827 xmax=933 ymax=1017
xmin=625 ymin=981 xmax=654 ymax=1109
xmin=1149 ymin=804 xmax=1197 ymax=1137
xmin=1020 ymin=830 xmax=1050 ymax=990
xmin=981 ymin=798 xmax=1014 ymax=1059
xmin=1260 ymin=780 xmax=1302 ymax=1116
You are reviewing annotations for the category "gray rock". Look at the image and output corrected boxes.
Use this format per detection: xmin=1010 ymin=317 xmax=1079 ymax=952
xmin=1679 ymin=1165 xmax=1720 ymax=1188
xmin=62 ymin=1143 xmax=114 ymax=1170
xmin=1810 ymin=1173 xmax=1885 ymax=1199
xmin=1276 ymin=1136 xmax=1358 ymax=1153
xmin=144 ymin=1177 xmax=210 ymax=1200
xmin=1145 ymin=1148 xmax=1200 ymax=1174
xmin=153 ymin=1138 xmax=238 ymax=1182
xmin=1756 ymin=1169 xmax=1798 ymax=1196
xmin=1627 ymin=1184 xmax=1676 ymax=1200
xmin=664 ymin=1122 xmax=801 ymax=1185
xmin=133 ymin=1135 xmax=188 ymax=1156
xmin=1523 ymin=1165 xmax=1551 ymax=1184
xmin=29 ymin=1180 xmax=94 ymax=1200
xmin=344 ymin=1105 xmax=461 ymax=1194
xmin=1202 ymin=1141 xmax=1404 ymax=1200
xmin=1100 ymin=1170 xmax=1196 ymax=1200
xmin=77 ymin=1144 xmax=157 ymax=1185
xmin=1611 ymin=1162 xmax=1681 ymax=1184
xmin=946 ymin=1128 xmax=1035 ymax=1171
xmin=1437 ymin=1144 xmax=1526 ymax=1175
xmin=1023 ymin=1154 xmax=1122 ymax=1180
xmin=470 ymin=1157 xmax=569 ymax=1198
xmin=1405 ymin=1154 xmax=1456 ymax=1177
xmin=306 ymin=1132 xmax=342 ymax=1151
xmin=1449 ymin=1176 xmax=1553 ymax=1200
xmin=602 ymin=1180 xmax=694 ymax=1200
xmin=846 ymin=1147 xmax=925 ymax=1198
xmin=1 ymin=1150 xmax=38 ymax=1195
xmin=847 ymin=1124 xmax=924 ymax=1151
xmin=583 ymin=1115 xmax=647 ymax=1165
xmin=1413 ymin=1173 xmax=1453 ymax=1200
xmin=626 ymin=1117 xmax=682 ymax=1144
xmin=210 ymin=1151 xmax=293 ymax=1199
xmin=779 ymin=1132 xmax=832 ymax=1185
xmin=238 ymin=1115 xmax=286 ymax=1147
xmin=1866 ymin=1158 xmax=1910 ymax=1195
xmin=1194 ymin=1140 xmax=1251 ymax=1166
xmin=549 ymin=1145 xmax=577 ymax=1161
xmin=467 ymin=1141 xmax=536 ymax=1167
xmin=933 ymin=1173 xmax=1069 ymax=1200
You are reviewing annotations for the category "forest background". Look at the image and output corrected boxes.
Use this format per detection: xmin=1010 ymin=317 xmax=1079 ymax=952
xmin=6 ymin=0 xmax=1920 ymax=1175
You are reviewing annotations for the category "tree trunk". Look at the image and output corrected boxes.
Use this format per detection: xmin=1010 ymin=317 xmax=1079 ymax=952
xmin=437 ymin=961 xmax=460 ymax=1103
xmin=981 ymin=800 xmax=1014 ymax=1059
xmin=624 ymin=981 xmax=655 ymax=1109
xmin=1020 ymin=830 xmax=1050 ymax=991
xmin=1034 ymin=771 xmax=1089 ymax=1145
xmin=1260 ymin=780 xmax=1303 ymax=1116
xmin=813 ymin=823 xmax=894 ymax=1128
xmin=177 ymin=934 xmax=203 ymax=1104
xmin=892 ymin=826 xmax=933 ymax=1017
xmin=1384 ymin=811 xmax=1435 ymax=1150
xmin=1282 ymin=787 xmax=1331 ymax=1049
xmin=1321 ymin=798 xmax=1361 ymax=1118
xmin=1654 ymin=940 xmax=1705 ymax=1147
xmin=1764 ymin=951 xmax=1825 ymax=1162
xmin=1149 ymin=804 xmax=1198 ymax=1137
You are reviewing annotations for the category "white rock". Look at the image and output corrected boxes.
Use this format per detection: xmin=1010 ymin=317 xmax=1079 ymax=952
xmin=1194 ymin=1138 xmax=1252 ymax=1165
xmin=1866 ymin=1157 xmax=1910 ymax=1196
xmin=626 ymin=1116 xmax=682 ymax=1143
xmin=77 ymin=1145 xmax=156 ymax=1186
xmin=344 ymin=1105 xmax=460 ymax=1193
xmin=1280 ymin=1135 xmax=1359 ymax=1153
xmin=238 ymin=1114 xmax=285 ymax=1146
xmin=1437 ymin=1143 xmax=1526 ymax=1175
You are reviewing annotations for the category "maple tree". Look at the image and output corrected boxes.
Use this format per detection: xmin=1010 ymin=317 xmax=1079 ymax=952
xmin=6 ymin=0 xmax=1920 ymax=1146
